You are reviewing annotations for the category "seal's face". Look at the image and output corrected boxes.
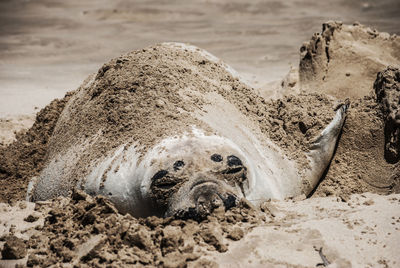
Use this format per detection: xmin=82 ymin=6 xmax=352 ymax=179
xmin=146 ymin=135 xmax=250 ymax=219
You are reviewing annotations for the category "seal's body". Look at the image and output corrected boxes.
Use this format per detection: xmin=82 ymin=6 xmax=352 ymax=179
xmin=29 ymin=43 xmax=348 ymax=218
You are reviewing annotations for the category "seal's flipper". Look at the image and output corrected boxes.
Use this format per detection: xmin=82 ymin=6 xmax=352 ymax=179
xmin=302 ymin=100 xmax=350 ymax=196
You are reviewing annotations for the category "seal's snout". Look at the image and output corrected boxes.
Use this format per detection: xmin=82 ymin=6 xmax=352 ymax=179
xmin=196 ymin=192 xmax=223 ymax=216
xmin=189 ymin=182 xmax=238 ymax=219
xmin=166 ymin=179 xmax=239 ymax=220
xmin=172 ymin=194 xmax=237 ymax=221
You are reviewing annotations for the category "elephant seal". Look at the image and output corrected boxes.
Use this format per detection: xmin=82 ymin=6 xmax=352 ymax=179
xmin=28 ymin=42 xmax=348 ymax=219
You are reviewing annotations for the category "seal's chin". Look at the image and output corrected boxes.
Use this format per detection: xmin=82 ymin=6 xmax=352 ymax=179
xmin=165 ymin=179 xmax=238 ymax=220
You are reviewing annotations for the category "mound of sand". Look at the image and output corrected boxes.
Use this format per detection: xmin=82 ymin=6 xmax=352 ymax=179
xmin=313 ymin=91 xmax=400 ymax=198
xmin=0 ymin=96 xmax=72 ymax=203
xmin=299 ymin=21 xmax=400 ymax=99
xmin=296 ymin=22 xmax=400 ymax=198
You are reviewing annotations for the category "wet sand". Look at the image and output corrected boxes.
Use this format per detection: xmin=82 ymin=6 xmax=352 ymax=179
xmin=1 ymin=0 xmax=400 ymax=116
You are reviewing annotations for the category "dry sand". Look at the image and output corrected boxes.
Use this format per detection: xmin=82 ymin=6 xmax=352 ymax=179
xmin=0 ymin=21 xmax=399 ymax=267
xmin=0 ymin=115 xmax=35 ymax=146
xmin=1 ymin=192 xmax=399 ymax=267
xmin=299 ymin=21 xmax=400 ymax=99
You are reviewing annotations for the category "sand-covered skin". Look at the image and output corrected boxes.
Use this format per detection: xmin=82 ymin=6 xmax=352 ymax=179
xmin=299 ymin=21 xmax=400 ymax=99
xmin=262 ymin=93 xmax=337 ymax=169
xmin=0 ymin=65 xmax=339 ymax=205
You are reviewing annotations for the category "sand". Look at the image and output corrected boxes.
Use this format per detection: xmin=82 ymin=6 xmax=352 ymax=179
xmin=2 ymin=0 xmax=400 ymax=117
xmin=0 ymin=21 xmax=399 ymax=267
xmin=205 ymin=193 xmax=400 ymax=267
xmin=0 ymin=96 xmax=71 ymax=204
xmin=313 ymin=71 xmax=400 ymax=198
xmin=0 ymin=115 xmax=35 ymax=147
xmin=1 ymin=191 xmax=398 ymax=267
xmin=299 ymin=21 xmax=400 ymax=99
xmin=374 ymin=67 xmax=400 ymax=162
xmin=0 ymin=190 xmax=262 ymax=267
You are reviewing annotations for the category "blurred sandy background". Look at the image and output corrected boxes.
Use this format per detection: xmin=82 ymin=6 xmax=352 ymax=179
xmin=1 ymin=0 xmax=399 ymax=116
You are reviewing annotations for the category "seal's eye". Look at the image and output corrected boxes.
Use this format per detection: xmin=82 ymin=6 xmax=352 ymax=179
xmin=151 ymin=170 xmax=178 ymax=189
xmin=227 ymin=155 xmax=242 ymax=166
xmin=173 ymin=160 xmax=185 ymax=171
xmin=222 ymin=155 xmax=245 ymax=174
xmin=211 ymin=154 xmax=223 ymax=162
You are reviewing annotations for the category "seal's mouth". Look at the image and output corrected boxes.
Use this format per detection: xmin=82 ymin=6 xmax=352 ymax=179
xmin=171 ymin=194 xmax=237 ymax=221
xmin=190 ymin=179 xmax=219 ymax=191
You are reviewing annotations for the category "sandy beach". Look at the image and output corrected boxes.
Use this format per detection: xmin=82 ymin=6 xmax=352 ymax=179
xmin=1 ymin=1 xmax=400 ymax=267
xmin=1 ymin=0 xmax=400 ymax=117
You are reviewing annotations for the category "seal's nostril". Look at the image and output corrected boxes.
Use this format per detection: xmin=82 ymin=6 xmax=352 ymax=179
xmin=211 ymin=154 xmax=223 ymax=162
xmin=196 ymin=196 xmax=211 ymax=215
xmin=222 ymin=167 xmax=243 ymax=174
xmin=227 ymin=155 xmax=242 ymax=166
xmin=211 ymin=196 xmax=223 ymax=208
xmin=223 ymin=195 xmax=237 ymax=209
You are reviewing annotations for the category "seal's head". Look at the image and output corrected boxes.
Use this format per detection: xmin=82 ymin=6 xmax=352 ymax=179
xmin=145 ymin=133 xmax=250 ymax=220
